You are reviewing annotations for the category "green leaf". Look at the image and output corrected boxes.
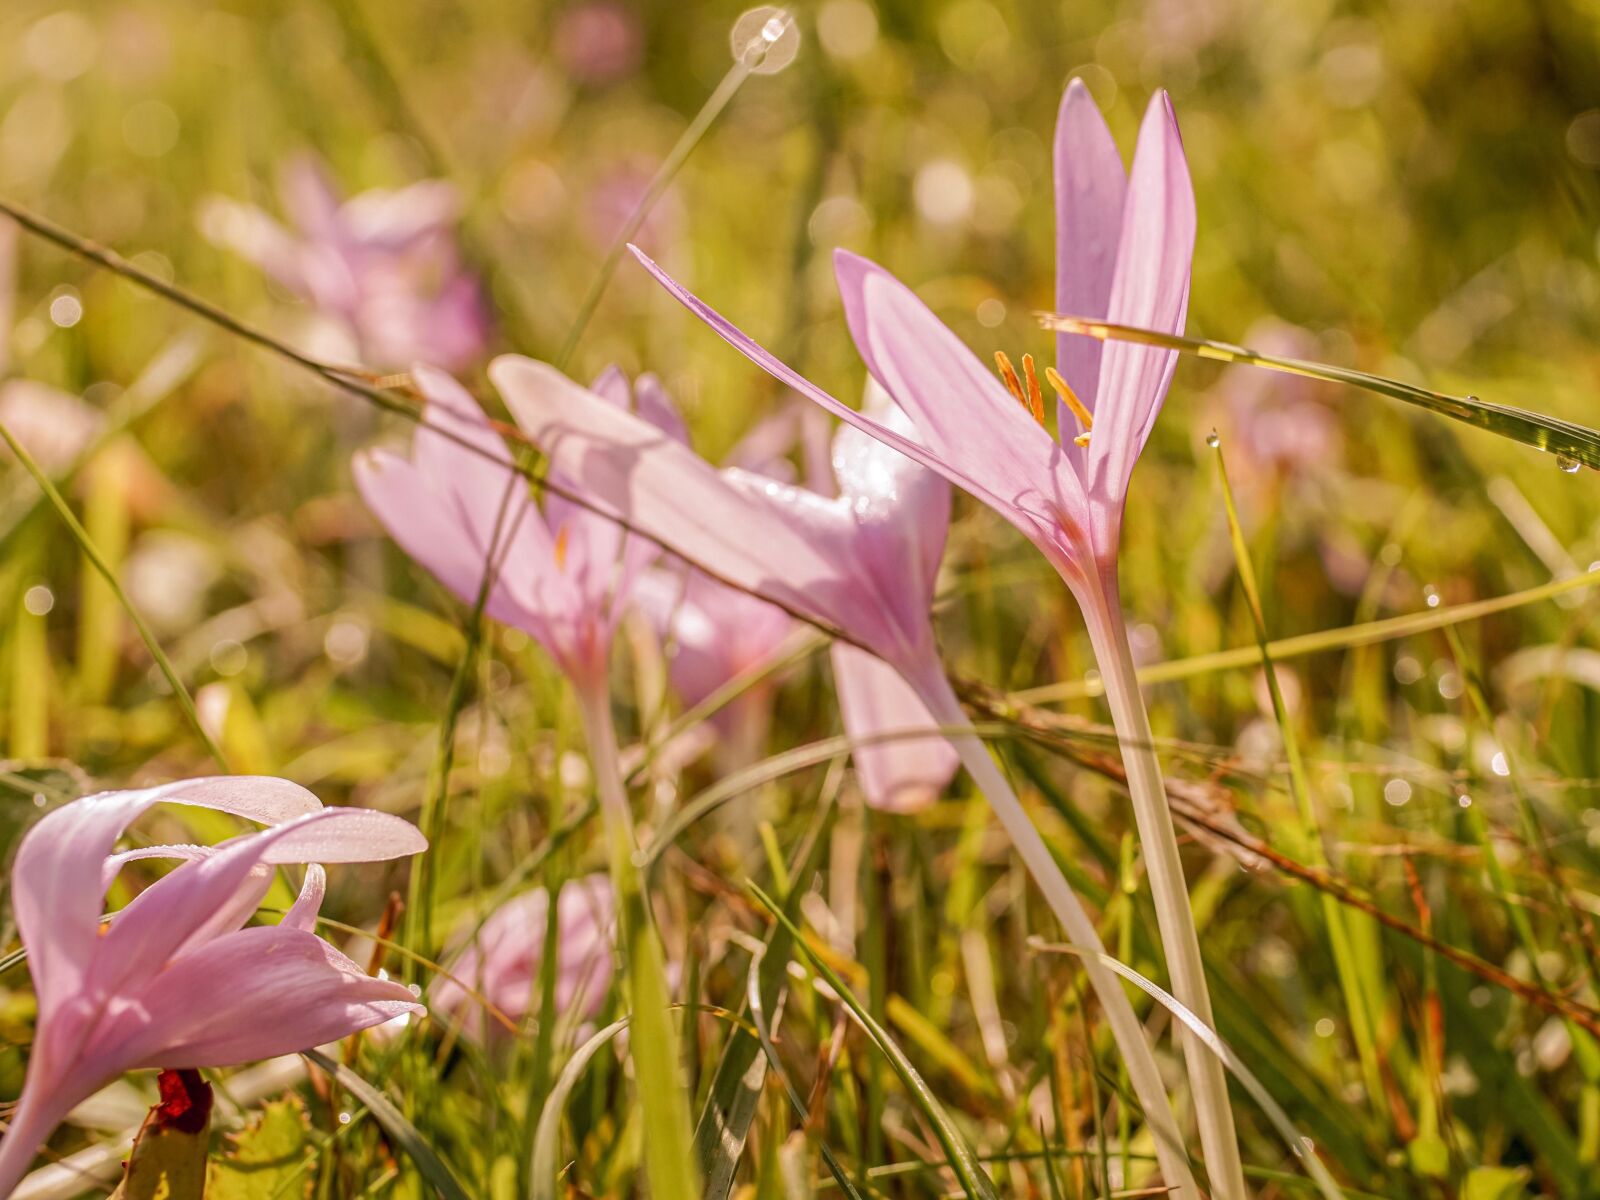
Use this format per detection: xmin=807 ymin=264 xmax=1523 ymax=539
xmin=111 ymin=1070 xmax=212 ymax=1200
xmin=1462 ymin=1165 xmax=1532 ymax=1200
xmin=207 ymin=1096 xmax=313 ymax=1200
xmin=529 ymin=1017 xmax=631 ymax=1200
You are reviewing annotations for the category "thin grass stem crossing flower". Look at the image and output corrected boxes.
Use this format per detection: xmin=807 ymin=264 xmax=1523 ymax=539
xmin=0 ymin=777 xmax=426 ymax=1196
xmin=623 ymin=80 xmax=1247 ymax=1199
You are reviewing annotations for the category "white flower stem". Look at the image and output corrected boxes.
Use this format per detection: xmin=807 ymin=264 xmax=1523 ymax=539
xmin=910 ymin=661 xmax=1199 ymax=1200
xmin=575 ymin=680 xmax=699 ymax=1200
xmin=1081 ymin=576 xmax=1249 ymax=1200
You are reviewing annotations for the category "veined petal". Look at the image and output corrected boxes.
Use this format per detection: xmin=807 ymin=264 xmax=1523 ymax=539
xmin=833 ymin=251 xmax=1062 ymax=514
xmin=491 ymin=356 xmax=882 ymax=652
xmin=1083 ymin=90 xmax=1195 ymax=521
xmin=87 ymin=808 xmax=424 ymax=1006
xmin=831 ymin=642 xmax=959 ymax=814
xmin=1053 ymin=78 xmax=1128 ymax=421
xmin=100 ymin=925 xmax=422 ymax=1071
xmin=833 ymin=251 xmax=1095 ymax=563
xmin=628 ymin=246 xmax=995 ymax=515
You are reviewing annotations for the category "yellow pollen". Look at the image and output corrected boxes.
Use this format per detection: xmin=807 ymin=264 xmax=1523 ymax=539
xmin=1019 ymin=354 xmax=1046 ymax=424
xmin=1044 ymin=366 xmax=1095 ymax=439
xmin=554 ymin=525 xmax=570 ymax=570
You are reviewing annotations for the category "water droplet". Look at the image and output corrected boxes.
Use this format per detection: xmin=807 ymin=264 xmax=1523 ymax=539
xmin=731 ymin=7 xmax=800 ymax=73
xmin=1423 ymin=585 xmax=1440 ymax=608
xmin=1557 ymin=454 xmax=1582 ymax=474
xmin=1205 ymin=430 xmax=1220 ymax=449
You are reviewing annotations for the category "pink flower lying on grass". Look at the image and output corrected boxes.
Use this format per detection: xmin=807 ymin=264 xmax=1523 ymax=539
xmin=201 ymin=154 xmax=490 ymax=370
xmin=0 ymin=776 xmax=427 ymax=1196
xmin=430 ymin=875 xmax=615 ymax=1044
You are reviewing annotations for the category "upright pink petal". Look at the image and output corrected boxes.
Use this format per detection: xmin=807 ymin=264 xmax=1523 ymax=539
xmin=1081 ymin=91 xmax=1195 ymax=521
xmin=1053 ymin=78 xmax=1128 ymax=422
xmin=831 ymin=642 xmax=959 ymax=814
xmin=833 ymin=251 xmax=1072 ymax=532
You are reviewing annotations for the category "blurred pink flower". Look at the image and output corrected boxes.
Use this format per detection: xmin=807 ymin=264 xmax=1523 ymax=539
xmin=0 ymin=777 xmax=426 ymax=1195
xmin=200 ymin=154 xmax=490 ymax=370
xmin=353 ymin=365 xmax=680 ymax=690
xmin=491 ymin=359 xmax=961 ymax=813
xmin=430 ymin=875 xmax=614 ymax=1042
xmin=553 ymin=2 xmax=642 ymax=84
xmin=1213 ymin=319 xmax=1341 ymax=490
xmin=0 ymin=379 xmax=104 ymax=473
xmin=634 ymin=566 xmax=795 ymax=748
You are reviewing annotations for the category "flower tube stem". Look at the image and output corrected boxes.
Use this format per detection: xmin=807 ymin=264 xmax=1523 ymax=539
xmin=1080 ymin=576 xmax=1249 ymax=1200
xmin=909 ymin=661 xmax=1198 ymax=1199
xmin=573 ymin=679 xmax=698 ymax=1200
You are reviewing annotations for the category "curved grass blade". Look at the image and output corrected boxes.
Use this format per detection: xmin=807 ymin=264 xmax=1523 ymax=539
xmin=302 ymin=1050 xmax=473 ymax=1200
xmin=747 ymin=883 xmax=1000 ymax=1200
xmin=1038 ymin=311 xmax=1600 ymax=469
xmin=744 ymin=947 xmax=867 ymax=1200
xmin=696 ymin=797 xmax=837 ymax=1200
xmin=529 ymin=1018 xmax=631 ymax=1200
xmin=1027 ymin=941 xmax=1348 ymax=1200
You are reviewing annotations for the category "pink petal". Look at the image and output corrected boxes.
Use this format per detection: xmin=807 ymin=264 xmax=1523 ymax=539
xmin=832 ymin=642 xmax=959 ymax=814
xmin=13 ymin=778 xmax=320 ymax=1024
xmin=1053 ymin=78 xmax=1128 ymax=422
xmin=100 ymin=925 xmax=422 ymax=1071
xmin=628 ymin=246 xmax=985 ymax=515
xmin=284 ymin=864 xmax=327 ymax=933
xmin=1082 ymin=91 xmax=1195 ymax=519
xmin=491 ymin=356 xmax=867 ymax=648
xmin=86 ymin=808 xmax=424 ymax=1005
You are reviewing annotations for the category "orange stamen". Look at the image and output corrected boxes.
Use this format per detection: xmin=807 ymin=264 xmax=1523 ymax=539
xmin=1044 ymin=366 xmax=1094 ymax=445
xmin=993 ymin=351 xmax=1027 ymax=409
xmin=1019 ymin=354 xmax=1046 ymax=424
xmin=554 ymin=524 xmax=571 ymax=570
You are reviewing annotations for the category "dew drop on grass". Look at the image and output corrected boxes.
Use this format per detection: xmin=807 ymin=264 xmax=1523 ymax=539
xmin=1557 ymin=453 xmax=1582 ymax=474
xmin=1205 ymin=429 xmax=1220 ymax=448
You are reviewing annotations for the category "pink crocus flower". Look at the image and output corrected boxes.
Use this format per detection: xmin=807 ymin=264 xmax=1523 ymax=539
xmin=0 ymin=777 xmax=427 ymax=1195
xmin=494 ymin=360 xmax=963 ymax=810
xmin=627 ymin=82 xmax=1243 ymax=1196
xmin=200 ymin=154 xmax=490 ymax=371
xmin=353 ymin=365 xmax=679 ymax=693
xmin=489 ymin=350 xmax=1197 ymax=1192
xmin=430 ymin=874 xmax=614 ymax=1044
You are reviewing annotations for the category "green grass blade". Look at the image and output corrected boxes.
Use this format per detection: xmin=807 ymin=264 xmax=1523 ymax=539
xmin=748 ymin=883 xmax=1001 ymax=1200
xmin=302 ymin=1050 xmax=473 ymax=1200
xmin=0 ymin=414 xmax=228 ymax=771
xmin=1212 ymin=442 xmax=1386 ymax=1116
xmin=1030 ymin=941 xmax=1348 ymax=1200
xmin=528 ymin=1018 xmax=631 ymax=1200
xmin=695 ymin=797 xmax=836 ymax=1200
xmin=1039 ymin=311 xmax=1600 ymax=469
